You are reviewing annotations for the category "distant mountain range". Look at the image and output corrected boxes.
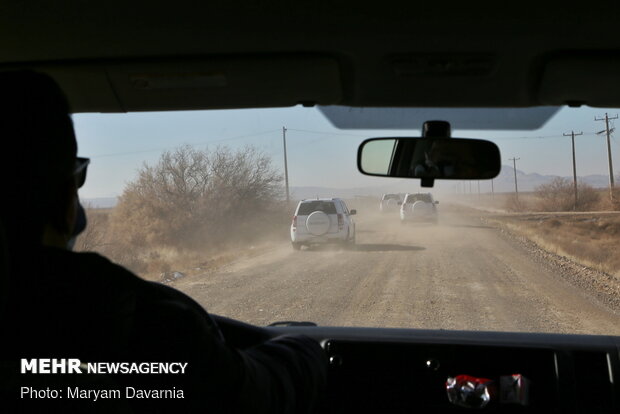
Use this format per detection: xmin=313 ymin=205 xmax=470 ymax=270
xmin=80 ymin=197 xmax=118 ymax=209
xmin=82 ymin=165 xmax=613 ymax=207
xmin=491 ymin=165 xmax=610 ymax=193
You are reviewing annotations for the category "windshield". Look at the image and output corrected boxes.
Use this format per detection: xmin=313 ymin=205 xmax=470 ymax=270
xmin=73 ymin=106 xmax=620 ymax=335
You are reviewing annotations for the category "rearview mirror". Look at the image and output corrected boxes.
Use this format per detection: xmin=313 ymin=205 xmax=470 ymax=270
xmin=358 ymin=137 xmax=501 ymax=180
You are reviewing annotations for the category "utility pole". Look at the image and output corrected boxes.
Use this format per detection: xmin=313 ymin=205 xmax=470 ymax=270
xmin=282 ymin=126 xmax=290 ymax=205
xmin=491 ymin=179 xmax=495 ymax=198
xmin=509 ymin=157 xmax=520 ymax=200
xmin=477 ymin=180 xmax=480 ymax=199
xmin=563 ymin=131 xmax=582 ymax=210
xmin=595 ymin=113 xmax=618 ymax=201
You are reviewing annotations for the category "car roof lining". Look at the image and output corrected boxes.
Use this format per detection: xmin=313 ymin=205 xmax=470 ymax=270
xmin=2 ymin=2 xmax=620 ymax=112
xmin=2 ymin=56 xmax=342 ymax=113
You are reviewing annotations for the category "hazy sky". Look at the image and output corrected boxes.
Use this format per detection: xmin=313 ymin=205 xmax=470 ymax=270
xmin=74 ymin=106 xmax=620 ymax=199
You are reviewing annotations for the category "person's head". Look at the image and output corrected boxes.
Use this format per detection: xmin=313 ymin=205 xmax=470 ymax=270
xmin=0 ymin=70 xmax=83 ymax=249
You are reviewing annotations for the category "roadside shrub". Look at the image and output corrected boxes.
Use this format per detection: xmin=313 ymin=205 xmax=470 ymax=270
xmin=111 ymin=144 xmax=284 ymax=251
xmin=504 ymin=193 xmax=528 ymax=212
xmin=534 ymin=177 xmax=599 ymax=212
xmin=74 ymin=145 xmax=288 ymax=278
xmin=74 ymin=207 xmax=109 ymax=252
xmin=595 ymin=186 xmax=620 ymax=211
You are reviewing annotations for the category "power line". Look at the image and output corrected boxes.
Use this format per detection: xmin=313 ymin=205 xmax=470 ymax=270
xmin=285 ymin=128 xmax=367 ymax=137
xmin=90 ymin=129 xmax=280 ymax=158
xmin=290 ymin=128 xmax=584 ymax=140
xmin=87 ymin=126 xmax=609 ymax=161
xmin=492 ymin=134 xmax=567 ymax=140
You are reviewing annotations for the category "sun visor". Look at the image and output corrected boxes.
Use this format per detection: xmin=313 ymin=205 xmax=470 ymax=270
xmin=539 ymin=56 xmax=620 ymax=107
xmin=17 ymin=56 xmax=342 ymax=113
xmin=106 ymin=57 xmax=341 ymax=112
xmin=318 ymin=106 xmax=559 ymax=130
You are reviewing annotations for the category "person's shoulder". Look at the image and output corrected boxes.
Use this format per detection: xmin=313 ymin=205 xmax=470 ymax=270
xmin=51 ymin=248 xmax=140 ymax=283
xmin=43 ymin=247 xmax=208 ymax=316
xmin=137 ymin=277 xmax=210 ymax=318
xmin=74 ymin=251 xmax=204 ymax=309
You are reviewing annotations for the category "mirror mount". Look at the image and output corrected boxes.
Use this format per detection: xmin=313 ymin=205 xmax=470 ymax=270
xmin=420 ymin=121 xmax=452 ymax=187
xmin=420 ymin=177 xmax=434 ymax=188
xmin=423 ymin=120 xmax=451 ymax=138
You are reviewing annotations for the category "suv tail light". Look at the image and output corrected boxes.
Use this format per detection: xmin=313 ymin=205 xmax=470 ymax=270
xmin=292 ymin=215 xmax=297 ymax=230
xmin=337 ymin=213 xmax=344 ymax=230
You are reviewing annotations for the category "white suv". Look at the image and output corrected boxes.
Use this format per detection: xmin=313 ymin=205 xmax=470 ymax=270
xmin=400 ymin=193 xmax=439 ymax=224
xmin=379 ymin=193 xmax=404 ymax=213
xmin=290 ymin=198 xmax=356 ymax=250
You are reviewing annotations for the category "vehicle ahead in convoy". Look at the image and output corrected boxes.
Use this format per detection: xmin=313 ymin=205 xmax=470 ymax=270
xmin=379 ymin=193 xmax=404 ymax=213
xmin=3 ymin=1 xmax=620 ymax=413
xmin=290 ymin=198 xmax=356 ymax=250
xmin=400 ymin=193 xmax=439 ymax=224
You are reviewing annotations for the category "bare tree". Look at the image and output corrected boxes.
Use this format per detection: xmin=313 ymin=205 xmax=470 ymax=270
xmin=111 ymin=145 xmax=283 ymax=250
xmin=73 ymin=206 xmax=109 ymax=252
xmin=535 ymin=177 xmax=599 ymax=212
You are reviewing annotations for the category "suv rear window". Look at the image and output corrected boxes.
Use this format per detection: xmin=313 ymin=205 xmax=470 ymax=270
xmin=406 ymin=194 xmax=432 ymax=203
xmin=383 ymin=194 xmax=400 ymax=200
xmin=298 ymin=201 xmax=337 ymax=215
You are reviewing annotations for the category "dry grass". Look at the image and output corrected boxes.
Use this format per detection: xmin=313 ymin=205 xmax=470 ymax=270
xmin=456 ymin=185 xmax=620 ymax=281
xmin=74 ymin=207 xmax=288 ymax=281
xmin=487 ymin=212 xmax=620 ymax=278
xmin=455 ymin=192 xmax=538 ymax=212
xmin=459 ymin=187 xmax=620 ymax=213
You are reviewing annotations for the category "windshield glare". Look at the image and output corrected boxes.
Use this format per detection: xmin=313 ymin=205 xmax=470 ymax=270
xmin=73 ymin=105 xmax=620 ymax=335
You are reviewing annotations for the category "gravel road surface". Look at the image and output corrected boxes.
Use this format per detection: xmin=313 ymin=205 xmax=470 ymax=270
xmin=174 ymin=209 xmax=620 ymax=335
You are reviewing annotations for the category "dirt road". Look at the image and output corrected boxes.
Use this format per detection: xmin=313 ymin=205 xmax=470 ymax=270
xmin=174 ymin=208 xmax=620 ymax=335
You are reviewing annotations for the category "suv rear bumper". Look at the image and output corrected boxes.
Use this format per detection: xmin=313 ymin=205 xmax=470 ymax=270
xmin=291 ymin=230 xmax=349 ymax=244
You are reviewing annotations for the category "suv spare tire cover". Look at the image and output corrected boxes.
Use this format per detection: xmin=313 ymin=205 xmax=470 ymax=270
xmin=306 ymin=211 xmax=331 ymax=236
xmin=411 ymin=200 xmax=431 ymax=214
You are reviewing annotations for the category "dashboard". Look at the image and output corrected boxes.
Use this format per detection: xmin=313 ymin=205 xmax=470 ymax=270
xmin=267 ymin=326 xmax=620 ymax=413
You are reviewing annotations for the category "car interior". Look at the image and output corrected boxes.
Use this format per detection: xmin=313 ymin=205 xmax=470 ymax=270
xmin=1 ymin=1 xmax=619 ymax=413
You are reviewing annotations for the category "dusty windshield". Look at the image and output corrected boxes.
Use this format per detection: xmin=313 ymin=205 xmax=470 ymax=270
xmin=73 ymin=106 xmax=620 ymax=335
